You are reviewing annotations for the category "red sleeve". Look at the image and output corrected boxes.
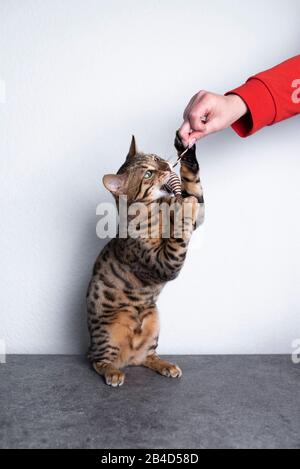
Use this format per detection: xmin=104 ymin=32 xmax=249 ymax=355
xmin=226 ymin=55 xmax=300 ymax=137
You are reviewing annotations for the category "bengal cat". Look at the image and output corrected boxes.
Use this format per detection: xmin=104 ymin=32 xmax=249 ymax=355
xmin=87 ymin=133 xmax=204 ymax=386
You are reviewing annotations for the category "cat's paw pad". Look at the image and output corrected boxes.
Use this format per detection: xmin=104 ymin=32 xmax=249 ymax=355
xmin=105 ymin=370 xmax=125 ymax=387
xmin=161 ymin=364 xmax=182 ymax=379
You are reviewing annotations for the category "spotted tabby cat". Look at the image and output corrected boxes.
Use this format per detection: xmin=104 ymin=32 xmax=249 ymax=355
xmin=87 ymin=133 xmax=204 ymax=386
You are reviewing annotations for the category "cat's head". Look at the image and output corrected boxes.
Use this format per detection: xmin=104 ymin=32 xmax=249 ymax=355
xmin=103 ymin=136 xmax=173 ymax=203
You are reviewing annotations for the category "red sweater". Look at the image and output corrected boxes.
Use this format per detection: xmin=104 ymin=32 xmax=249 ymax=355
xmin=227 ymin=55 xmax=300 ymax=137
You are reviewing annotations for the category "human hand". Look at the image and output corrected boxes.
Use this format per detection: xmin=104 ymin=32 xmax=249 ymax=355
xmin=178 ymin=91 xmax=248 ymax=147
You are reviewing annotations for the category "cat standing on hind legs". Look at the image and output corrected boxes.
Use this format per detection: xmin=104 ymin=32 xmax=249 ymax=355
xmin=86 ymin=133 xmax=204 ymax=386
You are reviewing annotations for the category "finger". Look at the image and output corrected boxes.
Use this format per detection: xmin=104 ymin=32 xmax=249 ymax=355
xmin=188 ymin=118 xmax=218 ymax=142
xmin=183 ymin=90 xmax=207 ymax=120
xmin=201 ymin=118 xmax=218 ymax=135
xmin=178 ymin=120 xmax=192 ymax=147
xmin=188 ymin=113 xmax=207 ymax=132
xmin=188 ymin=130 xmax=206 ymax=144
xmin=183 ymin=94 xmax=197 ymax=120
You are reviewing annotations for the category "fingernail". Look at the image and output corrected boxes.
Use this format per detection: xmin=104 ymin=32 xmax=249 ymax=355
xmin=188 ymin=138 xmax=196 ymax=148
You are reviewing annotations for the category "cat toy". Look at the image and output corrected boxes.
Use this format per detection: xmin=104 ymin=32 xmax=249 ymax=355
xmin=164 ymin=146 xmax=191 ymax=198
xmin=165 ymin=172 xmax=182 ymax=199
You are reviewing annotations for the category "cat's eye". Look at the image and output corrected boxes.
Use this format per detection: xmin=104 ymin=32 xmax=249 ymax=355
xmin=144 ymin=170 xmax=154 ymax=180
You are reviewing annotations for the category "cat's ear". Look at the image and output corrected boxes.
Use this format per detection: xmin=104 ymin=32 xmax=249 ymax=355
xmin=126 ymin=135 xmax=137 ymax=160
xmin=103 ymin=173 xmax=127 ymax=195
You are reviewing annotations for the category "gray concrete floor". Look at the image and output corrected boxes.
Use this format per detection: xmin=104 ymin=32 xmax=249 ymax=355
xmin=0 ymin=355 xmax=299 ymax=449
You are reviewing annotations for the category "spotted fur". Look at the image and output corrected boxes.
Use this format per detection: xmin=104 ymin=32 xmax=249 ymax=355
xmin=87 ymin=134 xmax=204 ymax=386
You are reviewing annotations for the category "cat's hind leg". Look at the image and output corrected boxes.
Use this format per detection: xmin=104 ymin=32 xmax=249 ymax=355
xmin=89 ymin=336 xmax=126 ymax=387
xmin=93 ymin=361 xmax=125 ymax=387
xmin=143 ymin=353 xmax=182 ymax=379
xmin=89 ymin=309 xmax=138 ymax=387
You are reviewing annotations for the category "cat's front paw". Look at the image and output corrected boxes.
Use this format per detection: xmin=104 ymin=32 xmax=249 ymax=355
xmin=160 ymin=363 xmax=182 ymax=379
xmin=105 ymin=370 xmax=125 ymax=387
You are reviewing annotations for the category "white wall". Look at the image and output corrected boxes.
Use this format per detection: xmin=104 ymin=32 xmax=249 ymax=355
xmin=1 ymin=0 xmax=300 ymax=354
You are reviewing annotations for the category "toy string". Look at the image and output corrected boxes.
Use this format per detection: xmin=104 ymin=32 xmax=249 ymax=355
xmin=171 ymin=147 xmax=190 ymax=168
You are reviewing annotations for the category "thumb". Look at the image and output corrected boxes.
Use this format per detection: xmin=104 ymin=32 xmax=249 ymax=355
xmin=178 ymin=120 xmax=192 ymax=147
xmin=187 ymin=130 xmax=205 ymax=144
xmin=188 ymin=117 xmax=218 ymax=141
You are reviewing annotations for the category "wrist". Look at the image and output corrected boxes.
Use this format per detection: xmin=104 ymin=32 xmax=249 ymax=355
xmin=226 ymin=93 xmax=248 ymax=121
